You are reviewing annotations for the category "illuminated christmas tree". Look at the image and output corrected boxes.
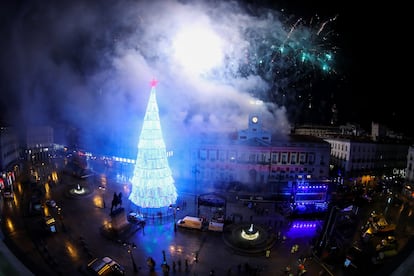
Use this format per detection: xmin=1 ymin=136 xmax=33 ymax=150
xmin=128 ymin=79 xmax=177 ymax=211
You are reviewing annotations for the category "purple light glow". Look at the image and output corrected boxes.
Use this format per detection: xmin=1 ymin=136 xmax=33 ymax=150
xmin=297 ymin=185 xmax=327 ymax=189
xmin=292 ymin=222 xmax=317 ymax=228
xmin=286 ymin=220 xmax=322 ymax=239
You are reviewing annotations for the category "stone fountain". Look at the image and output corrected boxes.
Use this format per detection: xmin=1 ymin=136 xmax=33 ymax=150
xmin=65 ymin=183 xmax=93 ymax=199
xmin=222 ymin=222 xmax=276 ymax=255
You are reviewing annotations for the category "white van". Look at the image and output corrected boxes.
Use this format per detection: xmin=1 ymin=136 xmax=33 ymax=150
xmin=176 ymin=216 xmax=203 ymax=230
xmin=208 ymin=221 xmax=224 ymax=232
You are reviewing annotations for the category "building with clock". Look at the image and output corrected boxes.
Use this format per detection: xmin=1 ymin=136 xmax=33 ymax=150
xmin=238 ymin=114 xmax=271 ymax=142
xmin=170 ymin=113 xmax=331 ymax=211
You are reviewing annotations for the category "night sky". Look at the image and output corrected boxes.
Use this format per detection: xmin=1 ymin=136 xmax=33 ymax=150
xmin=0 ymin=0 xmax=410 ymax=154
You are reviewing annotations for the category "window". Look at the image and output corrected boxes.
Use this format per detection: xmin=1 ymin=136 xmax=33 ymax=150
xmin=290 ymin=153 xmax=297 ymax=164
xmin=249 ymin=153 xmax=256 ymax=163
xmin=238 ymin=152 xmax=248 ymax=162
xmin=200 ymin=149 xmax=207 ymax=160
xmin=258 ymin=153 xmax=267 ymax=163
xmin=299 ymin=153 xmax=306 ymax=164
xmin=209 ymin=150 xmax=217 ymax=161
xmin=308 ymin=153 xmax=315 ymax=165
xmin=281 ymin=153 xmax=288 ymax=164
xmin=272 ymin=152 xmax=279 ymax=163
xmin=229 ymin=151 xmax=236 ymax=162
xmin=219 ymin=150 xmax=226 ymax=161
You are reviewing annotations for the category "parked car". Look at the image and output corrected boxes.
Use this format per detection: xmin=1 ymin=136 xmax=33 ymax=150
xmin=2 ymin=187 xmax=14 ymax=200
xmin=45 ymin=199 xmax=57 ymax=208
xmin=29 ymin=197 xmax=43 ymax=215
xmin=376 ymin=236 xmax=398 ymax=252
xmin=362 ymin=212 xmax=396 ymax=239
xmin=43 ymin=215 xmax=57 ymax=233
xmin=83 ymin=256 xmax=125 ymax=275
xmin=344 ymin=245 xmax=371 ymax=273
xmin=127 ymin=212 xmax=146 ymax=225
xmin=208 ymin=221 xmax=224 ymax=232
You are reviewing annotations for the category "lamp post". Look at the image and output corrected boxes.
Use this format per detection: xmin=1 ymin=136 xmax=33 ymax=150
xmin=124 ymin=242 xmax=138 ymax=273
xmin=192 ymin=165 xmax=200 ymax=195
xmin=98 ymin=185 xmax=106 ymax=209
xmin=175 ymin=206 xmax=180 ymax=220
xmin=267 ymin=157 xmax=272 ymax=188
xmin=169 ymin=204 xmax=180 ymax=232
xmin=170 ymin=205 xmax=180 ymax=219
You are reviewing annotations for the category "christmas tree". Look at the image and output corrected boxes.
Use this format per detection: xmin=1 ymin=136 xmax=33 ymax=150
xmin=128 ymin=79 xmax=177 ymax=211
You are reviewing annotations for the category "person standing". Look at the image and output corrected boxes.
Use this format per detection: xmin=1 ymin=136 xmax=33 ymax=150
xmin=110 ymin=192 xmax=118 ymax=214
xmin=142 ymin=221 xmax=146 ymax=235
xmin=185 ymin=259 xmax=189 ymax=272
xmin=118 ymin=192 xmax=123 ymax=206
xmin=172 ymin=261 xmax=176 ymax=272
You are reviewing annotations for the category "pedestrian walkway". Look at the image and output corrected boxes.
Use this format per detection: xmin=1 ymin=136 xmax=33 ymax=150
xmin=0 ymin=237 xmax=34 ymax=276
xmin=0 ymin=211 xmax=35 ymax=276
xmin=3 ymin=174 xmax=402 ymax=276
xmin=130 ymin=191 xmax=331 ymax=276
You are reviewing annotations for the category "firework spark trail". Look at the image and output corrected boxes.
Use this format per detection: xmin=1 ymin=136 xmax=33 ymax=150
xmin=317 ymin=15 xmax=338 ymax=35
xmin=284 ymin=18 xmax=303 ymax=43
xmin=1 ymin=0 xmax=343 ymax=148
xmin=244 ymin=10 xmax=338 ymax=87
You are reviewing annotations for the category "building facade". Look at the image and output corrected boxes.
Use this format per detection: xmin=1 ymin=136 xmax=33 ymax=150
xmin=0 ymin=127 xmax=21 ymax=189
xmin=406 ymin=146 xmax=414 ymax=183
xmin=403 ymin=145 xmax=414 ymax=199
xmin=25 ymin=126 xmax=54 ymax=164
xmin=325 ymin=137 xmax=409 ymax=178
xmin=173 ymin=115 xmax=331 ymax=195
xmin=294 ymin=122 xmax=410 ymax=179
xmin=0 ymin=127 xmax=21 ymax=171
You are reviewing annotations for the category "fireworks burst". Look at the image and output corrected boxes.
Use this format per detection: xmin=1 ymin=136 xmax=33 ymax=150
xmin=239 ymin=12 xmax=339 ymax=85
xmin=1 ymin=0 xmax=345 ymax=149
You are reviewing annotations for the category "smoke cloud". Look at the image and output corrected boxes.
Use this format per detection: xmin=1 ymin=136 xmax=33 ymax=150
xmin=0 ymin=0 xmax=344 ymax=156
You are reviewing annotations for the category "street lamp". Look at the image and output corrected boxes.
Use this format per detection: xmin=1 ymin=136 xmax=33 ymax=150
xmin=123 ymin=242 xmax=138 ymax=272
xmin=57 ymin=206 xmax=66 ymax=232
xmin=169 ymin=204 xmax=180 ymax=220
xmin=169 ymin=204 xmax=180 ymax=231
xmin=98 ymin=185 xmax=106 ymax=209
xmin=267 ymin=157 xmax=271 ymax=183
xmin=192 ymin=165 xmax=200 ymax=195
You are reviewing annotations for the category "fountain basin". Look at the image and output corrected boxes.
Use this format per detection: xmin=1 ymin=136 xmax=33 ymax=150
xmin=222 ymin=222 xmax=276 ymax=255
xmin=65 ymin=183 xmax=94 ymax=199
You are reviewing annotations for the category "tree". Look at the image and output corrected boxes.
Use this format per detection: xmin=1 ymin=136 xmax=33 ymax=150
xmin=128 ymin=79 xmax=178 ymax=209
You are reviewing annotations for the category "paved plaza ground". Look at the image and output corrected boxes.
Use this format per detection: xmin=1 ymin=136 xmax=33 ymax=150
xmin=2 ymin=172 xmax=414 ymax=275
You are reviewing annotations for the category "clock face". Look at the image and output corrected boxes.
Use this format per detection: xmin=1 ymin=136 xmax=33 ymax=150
xmin=251 ymin=116 xmax=258 ymax=123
